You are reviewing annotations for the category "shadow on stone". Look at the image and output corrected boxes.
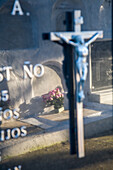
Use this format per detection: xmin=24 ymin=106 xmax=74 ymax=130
xmin=19 ymin=96 xmax=55 ymax=119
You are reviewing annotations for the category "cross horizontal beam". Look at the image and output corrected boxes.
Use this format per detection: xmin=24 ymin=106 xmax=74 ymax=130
xmin=45 ymin=31 xmax=103 ymax=41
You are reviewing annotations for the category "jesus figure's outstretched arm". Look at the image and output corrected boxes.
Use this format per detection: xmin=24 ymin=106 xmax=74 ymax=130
xmin=54 ymin=33 xmax=78 ymax=47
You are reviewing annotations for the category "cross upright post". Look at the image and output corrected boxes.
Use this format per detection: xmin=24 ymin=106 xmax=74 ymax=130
xmin=43 ymin=10 xmax=103 ymax=158
xmin=66 ymin=10 xmax=85 ymax=158
xmin=72 ymin=10 xmax=85 ymax=158
xmin=73 ymin=10 xmax=85 ymax=158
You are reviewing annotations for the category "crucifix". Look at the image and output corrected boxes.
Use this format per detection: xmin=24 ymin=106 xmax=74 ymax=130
xmin=43 ymin=10 xmax=103 ymax=158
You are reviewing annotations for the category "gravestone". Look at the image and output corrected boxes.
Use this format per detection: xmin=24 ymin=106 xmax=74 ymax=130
xmin=87 ymin=39 xmax=112 ymax=104
xmin=91 ymin=40 xmax=112 ymax=91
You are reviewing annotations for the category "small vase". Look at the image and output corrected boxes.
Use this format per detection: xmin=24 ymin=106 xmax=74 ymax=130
xmin=55 ymin=107 xmax=64 ymax=113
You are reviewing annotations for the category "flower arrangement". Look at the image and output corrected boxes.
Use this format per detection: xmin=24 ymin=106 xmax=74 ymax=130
xmin=42 ymin=88 xmax=64 ymax=109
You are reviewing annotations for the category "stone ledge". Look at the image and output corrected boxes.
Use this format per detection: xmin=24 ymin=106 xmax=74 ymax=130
xmin=1 ymin=112 xmax=113 ymax=160
xmin=87 ymin=89 xmax=113 ymax=104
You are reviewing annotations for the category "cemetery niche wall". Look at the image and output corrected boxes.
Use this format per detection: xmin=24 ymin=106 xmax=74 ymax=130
xmin=0 ymin=0 xmax=112 ymax=163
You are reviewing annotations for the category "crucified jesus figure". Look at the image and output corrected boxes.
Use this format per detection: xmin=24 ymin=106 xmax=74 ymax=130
xmin=55 ymin=32 xmax=100 ymax=102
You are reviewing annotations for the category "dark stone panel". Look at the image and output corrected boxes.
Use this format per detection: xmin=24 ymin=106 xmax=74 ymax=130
xmin=0 ymin=0 xmax=8 ymax=8
xmin=91 ymin=40 xmax=112 ymax=91
xmin=0 ymin=0 xmax=37 ymax=50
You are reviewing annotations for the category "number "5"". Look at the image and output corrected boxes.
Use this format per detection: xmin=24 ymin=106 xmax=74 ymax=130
xmin=0 ymin=90 xmax=9 ymax=102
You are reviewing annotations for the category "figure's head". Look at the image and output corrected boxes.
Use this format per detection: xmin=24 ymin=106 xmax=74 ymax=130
xmin=72 ymin=35 xmax=84 ymax=44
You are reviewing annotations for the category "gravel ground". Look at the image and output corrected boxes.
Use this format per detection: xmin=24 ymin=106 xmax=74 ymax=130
xmin=1 ymin=130 xmax=113 ymax=170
